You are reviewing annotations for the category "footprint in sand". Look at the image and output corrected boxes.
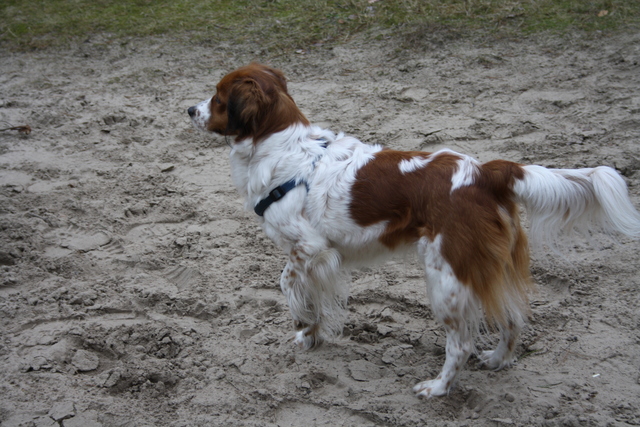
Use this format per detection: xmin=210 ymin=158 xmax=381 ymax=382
xmin=44 ymin=225 xmax=112 ymax=257
xmin=164 ymin=265 xmax=202 ymax=289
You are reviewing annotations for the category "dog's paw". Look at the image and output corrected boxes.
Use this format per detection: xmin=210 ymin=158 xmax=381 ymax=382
xmin=413 ymin=378 xmax=450 ymax=398
xmin=478 ymin=350 xmax=516 ymax=371
xmin=293 ymin=328 xmax=323 ymax=350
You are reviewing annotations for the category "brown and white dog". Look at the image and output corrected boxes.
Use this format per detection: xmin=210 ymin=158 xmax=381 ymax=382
xmin=188 ymin=63 xmax=640 ymax=397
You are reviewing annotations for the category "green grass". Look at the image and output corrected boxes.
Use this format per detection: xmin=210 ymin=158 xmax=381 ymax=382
xmin=1 ymin=0 xmax=639 ymax=51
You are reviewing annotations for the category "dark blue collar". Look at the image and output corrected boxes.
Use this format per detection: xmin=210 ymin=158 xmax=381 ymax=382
xmin=253 ymin=138 xmax=328 ymax=217
xmin=254 ymin=179 xmax=300 ymax=216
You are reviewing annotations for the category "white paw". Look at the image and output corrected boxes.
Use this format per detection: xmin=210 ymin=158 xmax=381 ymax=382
xmin=479 ymin=350 xmax=516 ymax=371
xmin=413 ymin=379 xmax=450 ymax=398
xmin=293 ymin=330 xmax=313 ymax=349
xmin=293 ymin=330 xmax=322 ymax=350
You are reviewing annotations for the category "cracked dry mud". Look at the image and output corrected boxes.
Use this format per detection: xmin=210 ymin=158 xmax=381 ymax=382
xmin=1 ymin=31 xmax=639 ymax=426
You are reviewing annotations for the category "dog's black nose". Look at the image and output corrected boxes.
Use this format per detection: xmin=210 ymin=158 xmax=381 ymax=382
xmin=187 ymin=106 xmax=196 ymax=117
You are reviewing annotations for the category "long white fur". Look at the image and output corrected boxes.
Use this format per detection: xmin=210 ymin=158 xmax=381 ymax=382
xmin=450 ymin=153 xmax=480 ymax=192
xmin=230 ymin=125 xmax=388 ymax=341
xmin=513 ymin=165 xmax=640 ymax=250
xmin=399 ymin=156 xmax=432 ymax=174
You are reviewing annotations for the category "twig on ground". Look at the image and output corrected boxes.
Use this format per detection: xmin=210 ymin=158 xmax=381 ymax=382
xmin=0 ymin=125 xmax=32 ymax=135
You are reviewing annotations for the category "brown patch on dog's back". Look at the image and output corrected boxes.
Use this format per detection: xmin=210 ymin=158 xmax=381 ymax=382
xmin=350 ymin=150 xmax=532 ymax=326
xmin=350 ymin=150 xmax=460 ymax=247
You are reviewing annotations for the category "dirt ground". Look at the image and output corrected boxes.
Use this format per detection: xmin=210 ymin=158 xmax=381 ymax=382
xmin=1 ymin=29 xmax=639 ymax=426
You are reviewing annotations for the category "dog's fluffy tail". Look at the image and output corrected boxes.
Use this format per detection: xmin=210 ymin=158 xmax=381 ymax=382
xmin=513 ymin=165 xmax=640 ymax=249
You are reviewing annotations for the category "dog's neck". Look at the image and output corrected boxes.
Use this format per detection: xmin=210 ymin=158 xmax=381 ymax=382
xmin=229 ymin=124 xmax=335 ymax=212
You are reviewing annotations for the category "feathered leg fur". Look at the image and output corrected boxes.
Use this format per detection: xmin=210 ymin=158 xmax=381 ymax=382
xmin=280 ymin=245 xmax=347 ymax=349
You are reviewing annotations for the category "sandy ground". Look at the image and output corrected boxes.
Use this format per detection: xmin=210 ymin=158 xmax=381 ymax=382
xmin=1 ymin=30 xmax=639 ymax=426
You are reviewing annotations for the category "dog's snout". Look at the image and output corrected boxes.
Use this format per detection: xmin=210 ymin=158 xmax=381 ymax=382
xmin=187 ymin=106 xmax=196 ymax=117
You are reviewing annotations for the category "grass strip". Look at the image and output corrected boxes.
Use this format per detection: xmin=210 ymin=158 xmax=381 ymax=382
xmin=1 ymin=0 xmax=639 ymax=51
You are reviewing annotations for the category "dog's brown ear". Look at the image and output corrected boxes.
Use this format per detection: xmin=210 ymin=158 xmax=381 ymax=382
xmin=224 ymin=64 xmax=310 ymax=142
xmin=226 ymin=78 xmax=268 ymax=140
xmin=263 ymin=66 xmax=289 ymax=92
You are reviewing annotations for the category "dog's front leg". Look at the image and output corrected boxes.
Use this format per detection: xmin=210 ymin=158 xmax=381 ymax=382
xmin=293 ymin=321 xmax=322 ymax=350
xmin=279 ymin=246 xmax=346 ymax=350
xmin=280 ymin=259 xmax=323 ymax=350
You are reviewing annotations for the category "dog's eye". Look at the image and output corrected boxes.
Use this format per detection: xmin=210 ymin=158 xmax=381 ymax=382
xmin=214 ymin=96 xmax=221 ymax=105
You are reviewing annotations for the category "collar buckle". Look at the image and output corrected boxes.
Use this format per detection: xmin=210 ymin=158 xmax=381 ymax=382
xmin=269 ymin=187 xmax=286 ymax=201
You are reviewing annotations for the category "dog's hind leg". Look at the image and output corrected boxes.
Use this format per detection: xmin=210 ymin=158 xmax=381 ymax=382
xmin=479 ymin=319 xmax=521 ymax=370
xmin=414 ymin=236 xmax=478 ymax=398
xmin=413 ymin=273 xmax=476 ymax=397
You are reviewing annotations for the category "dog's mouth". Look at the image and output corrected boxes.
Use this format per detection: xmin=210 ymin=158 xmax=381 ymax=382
xmin=187 ymin=112 xmax=228 ymax=140
xmin=187 ymin=106 xmax=208 ymax=132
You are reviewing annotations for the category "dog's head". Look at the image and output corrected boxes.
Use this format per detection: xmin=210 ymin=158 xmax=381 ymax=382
xmin=188 ymin=63 xmax=309 ymax=143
